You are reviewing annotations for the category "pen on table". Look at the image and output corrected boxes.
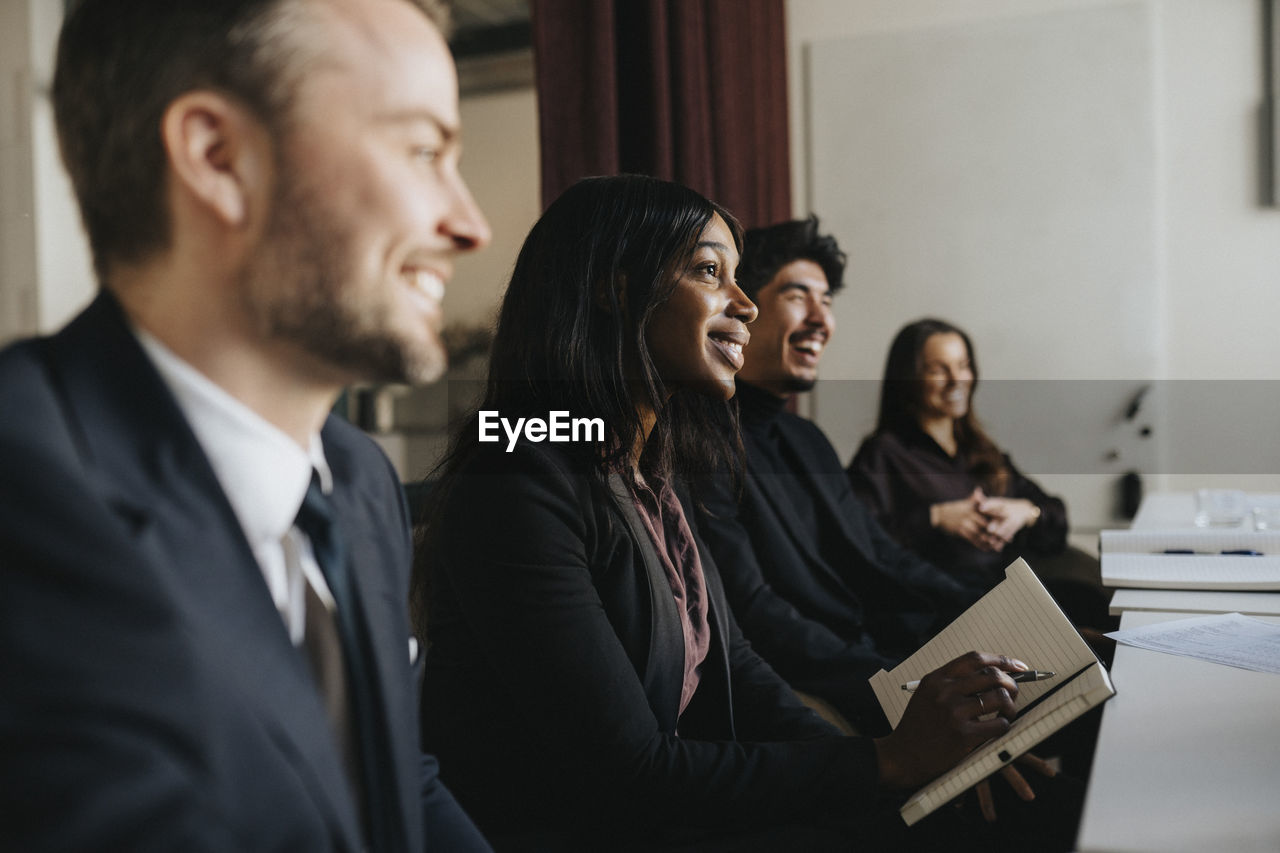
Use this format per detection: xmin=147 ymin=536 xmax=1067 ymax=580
xmin=900 ymin=670 xmax=1057 ymax=692
xmin=1158 ymin=549 xmax=1263 ymax=556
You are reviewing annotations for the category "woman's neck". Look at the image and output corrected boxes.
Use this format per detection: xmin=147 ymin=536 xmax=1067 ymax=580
xmin=630 ymin=379 xmax=667 ymax=473
xmin=920 ymin=415 xmax=958 ymax=457
xmin=620 ymin=400 xmax=656 ymax=476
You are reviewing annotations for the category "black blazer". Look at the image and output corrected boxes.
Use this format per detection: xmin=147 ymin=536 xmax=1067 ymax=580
xmin=0 ymin=293 xmax=483 ymax=851
xmin=420 ymin=441 xmax=880 ymax=845
xmin=693 ymin=400 xmax=971 ymax=729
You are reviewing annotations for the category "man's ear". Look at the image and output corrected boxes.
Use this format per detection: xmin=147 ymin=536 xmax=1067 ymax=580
xmin=160 ymin=91 xmax=269 ymax=229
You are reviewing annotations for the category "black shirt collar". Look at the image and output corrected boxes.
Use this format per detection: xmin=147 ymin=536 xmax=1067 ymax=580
xmin=735 ymin=381 xmax=788 ymax=431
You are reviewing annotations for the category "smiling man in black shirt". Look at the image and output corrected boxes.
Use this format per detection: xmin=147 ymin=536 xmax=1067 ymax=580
xmin=693 ymin=216 xmax=976 ymax=731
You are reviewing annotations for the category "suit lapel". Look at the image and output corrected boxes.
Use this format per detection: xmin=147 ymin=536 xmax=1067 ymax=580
xmin=324 ymin=437 xmax=415 ymax=849
xmin=606 ymin=473 xmax=684 ymax=730
xmin=49 ymin=293 xmax=365 ymax=849
xmin=685 ymin=532 xmax=736 ymax=736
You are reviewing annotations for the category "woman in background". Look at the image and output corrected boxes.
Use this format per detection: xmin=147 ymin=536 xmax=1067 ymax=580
xmin=848 ymin=318 xmax=1081 ymax=603
xmin=414 ymin=180 xmax=1059 ymax=851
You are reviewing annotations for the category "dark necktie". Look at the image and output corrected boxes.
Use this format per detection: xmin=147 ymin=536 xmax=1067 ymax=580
xmin=295 ymin=473 xmax=398 ymax=853
xmin=303 ymin=580 xmax=354 ymax=781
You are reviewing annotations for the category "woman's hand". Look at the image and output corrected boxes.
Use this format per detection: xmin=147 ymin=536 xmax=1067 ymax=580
xmin=873 ymin=651 xmax=1026 ymax=790
xmin=976 ymin=496 xmax=1041 ymax=546
xmin=930 ymin=488 xmax=1005 ymax=552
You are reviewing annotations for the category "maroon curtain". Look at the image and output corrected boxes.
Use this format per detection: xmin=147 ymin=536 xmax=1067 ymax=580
xmin=530 ymin=0 xmax=791 ymax=229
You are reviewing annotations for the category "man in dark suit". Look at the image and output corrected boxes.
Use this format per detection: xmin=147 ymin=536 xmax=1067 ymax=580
xmin=693 ymin=217 xmax=974 ymax=733
xmin=0 ymin=0 xmax=491 ymax=850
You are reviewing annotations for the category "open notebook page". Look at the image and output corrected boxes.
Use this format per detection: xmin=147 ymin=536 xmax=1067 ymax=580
xmin=1100 ymin=529 xmax=1280 ymax=553
xmin=1101 ymin=554 xmax=1280 ymax=590
xmin=870 ymin=558 xmax=1097 ymax=727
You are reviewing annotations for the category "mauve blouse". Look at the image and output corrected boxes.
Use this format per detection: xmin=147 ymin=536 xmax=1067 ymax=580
xmin=631 ymin=477 xmax=711 ymax=718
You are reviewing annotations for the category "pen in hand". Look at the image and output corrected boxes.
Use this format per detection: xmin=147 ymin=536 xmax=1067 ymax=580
xmin=900 ymin=670 xmax=1057 ymax=692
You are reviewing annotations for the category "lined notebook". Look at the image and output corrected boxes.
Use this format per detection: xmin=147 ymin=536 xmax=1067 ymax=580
xmin=869 ymin=558 xmax=1114 ymax=826
xmin=1100 ymin=529 xmax=1280 ymax=590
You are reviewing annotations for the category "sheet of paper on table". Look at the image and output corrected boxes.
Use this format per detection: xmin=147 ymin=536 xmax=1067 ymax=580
xmin=1106 ymin=611 xmax=1280 ymax=675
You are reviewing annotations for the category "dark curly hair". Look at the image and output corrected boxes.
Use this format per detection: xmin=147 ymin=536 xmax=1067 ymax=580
xmin=736 ymin=214 xmax=846 ymax=302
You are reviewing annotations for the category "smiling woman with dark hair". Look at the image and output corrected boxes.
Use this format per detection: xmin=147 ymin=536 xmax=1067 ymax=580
xmin=413 ymin=178 xmax=1056 ymax=851
xmin=848 ymin=319 xmax=1097 ymax=610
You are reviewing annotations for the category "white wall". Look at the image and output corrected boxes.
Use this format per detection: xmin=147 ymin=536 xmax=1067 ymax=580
xmin=1161 ymin=1 xmax=1280 ymax=380
xmin=0 ymin=0 xmax=95 ymax=343
xmin=1 ymin=0 xmax=40 ymax=342
xmin=787 ymin=0 xmax=1280 ymax=528
xmin=376 ymin=84 xmax=539 ymax=480
xmin=29 ymin=0 xmax=94 ymax=333
xmin=448 ymin=85 xmax=540 ymax=330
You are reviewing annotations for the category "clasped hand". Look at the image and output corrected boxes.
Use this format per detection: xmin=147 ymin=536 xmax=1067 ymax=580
xmin=931 ymin=488 xmax=1039 ymax=553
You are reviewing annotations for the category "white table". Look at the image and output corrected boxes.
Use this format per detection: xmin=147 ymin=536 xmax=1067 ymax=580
xmin=1076 ymin=610 xmax=1280 ymax=852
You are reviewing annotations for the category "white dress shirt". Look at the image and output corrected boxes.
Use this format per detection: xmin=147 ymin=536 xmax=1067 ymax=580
xmin=135 ymin=329 xmax=334 ymax=646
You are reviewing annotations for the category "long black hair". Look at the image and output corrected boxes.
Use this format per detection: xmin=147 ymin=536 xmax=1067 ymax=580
xmin=873 ymin=318 xmax=1009 ymax=494
xmin=412 ymin=175 xmax=746 ymax=629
